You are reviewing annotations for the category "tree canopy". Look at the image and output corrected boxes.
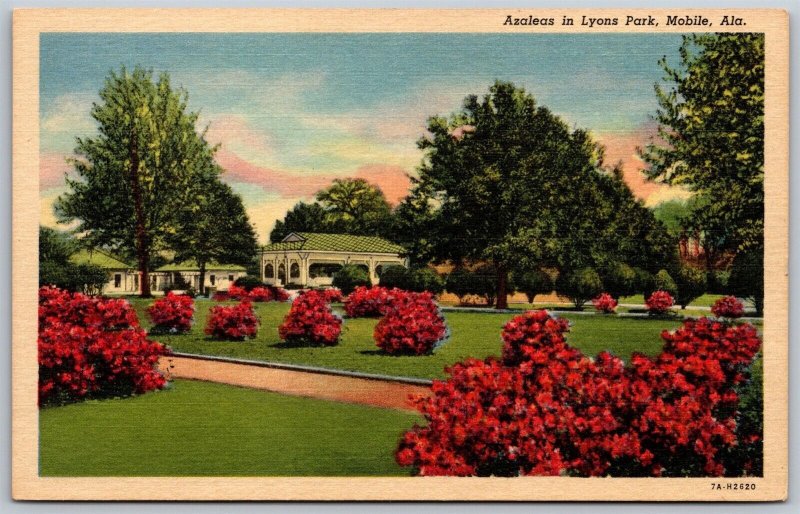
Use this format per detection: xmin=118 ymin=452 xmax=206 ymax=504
xmin=400 ymin=81 xmax=674 ymax=308
xmin=55 ymin=66 xmax=256 ymax=296
xmin=270 ymin=178 xmax=394 ymax=242
xmin=642 ymin=33 xmax=764 ymax=256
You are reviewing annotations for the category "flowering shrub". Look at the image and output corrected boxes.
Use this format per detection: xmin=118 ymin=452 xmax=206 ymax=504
xmin=205 ymin=301 xmax=259 ymax=340
xmin=645 ymin=290 xmax=674 ymax=315
xmin=227 ymin=284 xmax=249 ymax=300
xmin=321 ymin=287 xmax=343 ymax=303
xmin=278 ymin=290 xmax=342 ymax=346
xmin=396 ymin=309 xmax=762 ymax=477
xmin=374 ymin=291 xmax=448 ymax=355
xmin=344 ymin=286 xmax=393 ymax=317
xmin=216 ymin=284 xmax=289 ymax=303
xmin=592 ymin=292 xmax=618 ymax=313
xmin=146 ymin=292 xmax=194 ymax=333
xmin=248 ymin=286 xmax=273 ymax=302
xmin=712 ymin=296 xmax=745 ymax=319
xmin=38 ymin=287 xmax=169 ymax=406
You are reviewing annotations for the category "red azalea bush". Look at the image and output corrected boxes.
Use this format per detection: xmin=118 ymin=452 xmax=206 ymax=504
xmin=216 ymin=284 xmax=289 ymax=303
xmin=344 ymin=286 xmax=393 ymax=317
xmin=146 ymin=292 xmax=194 ymax=333
xmin=374 ymin=291 xmax=448 ymax=355
xmin=205 ymin=300 xmax=259 ymax=340
xmin=248 ymin=286 xmax=273 ymax=302
xmin=278 ymin=290 xmax=342 ymax=346
xmin=646 ymin=290 xmax=674 ymax=315
xmin=712 ymin=296 xmax=746 ymax=319
xmin=321 ymin=287 xmax=343 ymax=303
xmin=38 ymin=286 xmax=169 ymax=406
xmin=396 ymin=309 xmax=762 ymax=477
xmin=592 ymin=292 xmax=618 ymax=313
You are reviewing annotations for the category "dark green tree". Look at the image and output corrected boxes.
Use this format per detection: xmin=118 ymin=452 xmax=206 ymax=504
xmin=642 ymin=34 xmax=764 ymax=263
xmin=513 ymin=268 xmax=554 ymax=304
xmin=316 ymin=178 xmax=394 ymax=236
xmin=404 ymin=81 xmax=674 ymax=309
xmin=170 ymin=178 xmax=258 ymax=295
xmin=270 ymin=202 xmax=329 ymax=243
xmin=55 ymin=66 xmax=220 ymax=297
xmin=39 ymin=226 xmax=107 ymax=294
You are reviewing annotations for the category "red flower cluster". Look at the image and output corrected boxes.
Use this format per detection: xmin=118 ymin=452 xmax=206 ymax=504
xmin=205 ymin=301 xmax=259 ymax=340
xmin=592 ymin=292 xmax=618 ymax=313
xmin=321 ymin=287 xmax=343 ymax=303
xmin=374 ymin=291 xmax=448 ymax=355
xmin=646 ymin=290 xmax=674 ymax=315
xmin=38 ymin=286 xmax=169 ymax=406
xmin=146 ymin=292 xmax=194 ymax=333
xmin=396 ymin=309 xmax=762 ymax=477
xmin=278 ymin=290 xmax=343 ymax=346
xmin=343 ymin=286 xmax=394 ymax=317
xmin=712 ymin=296 xmax=745 ymax=319
xmin=216 ymin=284 xmax=290 ymax=302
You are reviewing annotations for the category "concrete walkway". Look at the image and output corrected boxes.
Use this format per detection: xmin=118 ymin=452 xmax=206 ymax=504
xmin=158 ymin=353 xmax=432 ymax=413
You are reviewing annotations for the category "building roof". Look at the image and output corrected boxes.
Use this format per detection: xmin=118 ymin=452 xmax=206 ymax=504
xmin=69 ymin=249 xmax=132 ymax=270
xmin=262 ymin=232 xmax=406 ymax=254
xmin=155 ymin=260 xmax=247 ymax=272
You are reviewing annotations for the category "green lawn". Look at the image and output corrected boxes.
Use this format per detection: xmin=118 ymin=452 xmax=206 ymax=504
xmin=131 ymin=299 xmax=684 ymax=380
xmin=618 ymin=293 xmax=725 ymax=307
xmin=39 ymin=380 xmax=420 ymax=476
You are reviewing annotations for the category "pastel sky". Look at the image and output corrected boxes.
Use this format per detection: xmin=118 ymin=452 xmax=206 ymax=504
xmin=40 ymin=33 xmax=691 ymax=243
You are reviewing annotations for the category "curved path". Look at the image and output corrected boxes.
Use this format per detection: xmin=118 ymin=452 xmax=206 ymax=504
xmin=158 ymin=353 xmax=432 ymax=413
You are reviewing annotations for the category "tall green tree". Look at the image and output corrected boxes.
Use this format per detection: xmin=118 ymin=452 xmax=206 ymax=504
xmin=316 ymin=178 xmax=394 ymax=236
xmin=55 ymin=66 xmax=220 ymax=296
xmin=642 ymin=34 xmax=764 ymax=260
xmin=170 ymin=178 xmax=258 ymax=295
xmin=269 ymin=202 xmax=329 ymax=243
xmin=403 ymin=81 xmax=673 ymax=309
xmin=270 ymin=178 xmax=395 ymax=242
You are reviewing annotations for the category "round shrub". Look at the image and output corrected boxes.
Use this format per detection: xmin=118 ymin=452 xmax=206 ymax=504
xmin=592 ymin=292 xmax=618 ymax=313
xmin=344 ymin=286 xmax=393 ymax=318
xmin=632 ymin=267 xmax=654 ymax=296
xmin=395 ymin=309 xmax=762 ymax=477
xmin=378 ymin=265 xmax=411 ymax=290
xmin=409 ymin=267 xmax=445 ymax=295
xmin=600 ymin=262 xmax=637 ymax=300
xmin=645 ymin=290 xmax=674 ymax=315
xmin=556 ymin=267 xmax=603 ymax=309
xmin=445 ymin=266 xmax=499 ymax=305
xmin=233 ymin=275 xmax=267 ymax=291
xmin=675 ymin=265 xmax=708 ymax=309
xmin=38 ymin=286 xmax=169 ymax=406
xmin=374 ymin=291 xmax=448 ymax=355
xmin=646 ymin=269 xmax=678 ymax=299
xmin=332 ymin=264 xmax=371 ymax=295
xmin=205 ymin=301 xmax=259 ymax=340
xmin=248 ymin=286 xmax=274 ymax=302
xmin=146 ymin=292 xmax=194 ymax=333
xmin=226 ymin=284 xmax=249 ymax=300
xmin=711 ymin=295 xmax=745 ymax=319
xmin=514 ymin=268 xmax=553 ymax=303
xmin=278 ymin=290 xmax=342 ymax=346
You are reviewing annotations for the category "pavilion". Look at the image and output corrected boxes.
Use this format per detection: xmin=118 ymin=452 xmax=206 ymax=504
xmin=259 ymin=232 xmax=408 ymax=288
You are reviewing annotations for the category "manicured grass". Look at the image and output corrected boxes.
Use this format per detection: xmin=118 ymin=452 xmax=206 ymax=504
xmin=131 ymin=299 xmax=684 ymax=380
xmin=39 ymin=380 xmax=420 ymax=476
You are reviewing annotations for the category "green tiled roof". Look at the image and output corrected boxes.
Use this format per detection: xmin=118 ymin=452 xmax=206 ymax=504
xmin=69 ymin=249 xmax=131 ymax=270
xmin=262 ymin=232 xmax=406 ymax=254
xmin=155 ymin=260 xmax=247 ymax=272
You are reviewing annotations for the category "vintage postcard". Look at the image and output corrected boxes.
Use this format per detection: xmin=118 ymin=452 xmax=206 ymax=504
xmin=12 ymin=8 xmax=788 ymax=501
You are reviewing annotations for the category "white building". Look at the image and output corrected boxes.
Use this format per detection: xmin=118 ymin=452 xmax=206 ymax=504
xmin=260 ymin=232 xmax=408 ymax=288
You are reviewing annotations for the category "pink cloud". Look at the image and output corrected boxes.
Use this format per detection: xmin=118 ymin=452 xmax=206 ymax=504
xmin=595 ymin=123 xmax=676 ymax=203
xmin=353 ymin=164 xmax=412 ymax=204
xmin=40 ymin=153 xmax=72 ymax=189
xmin=204 ymin=115 xmax=274 ymax=157
xmin=214 ymin=149 xmax=335 ymax=198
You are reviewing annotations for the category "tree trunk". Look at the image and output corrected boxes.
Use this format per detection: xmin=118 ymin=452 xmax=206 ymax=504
xmin=495 ymin=262 xmax=509 ymax=310
xmin=128 ymin=126 xmax=151 ymax=298
xmin=198 ymin=261 xmax=207 ymax=297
